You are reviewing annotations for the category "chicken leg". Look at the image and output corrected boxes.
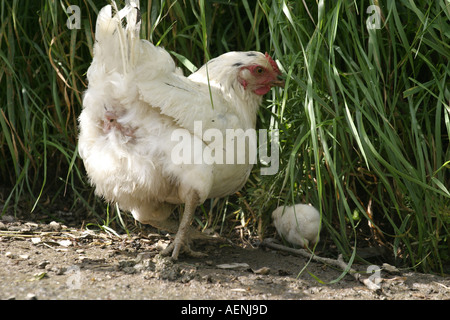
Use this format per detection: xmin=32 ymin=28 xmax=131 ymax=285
xmin=160 ymin=189 xmax=206 ymax=260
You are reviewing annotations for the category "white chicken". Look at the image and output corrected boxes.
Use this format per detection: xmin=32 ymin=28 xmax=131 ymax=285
xmin=78 ymin=0 xmax=284 ymax=259
xmin=272 ymin=204 xmax=321 ymax=249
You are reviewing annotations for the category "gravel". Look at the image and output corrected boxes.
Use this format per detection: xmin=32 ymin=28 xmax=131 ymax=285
xmin=0 ymin=217 xmax=449 ymax=300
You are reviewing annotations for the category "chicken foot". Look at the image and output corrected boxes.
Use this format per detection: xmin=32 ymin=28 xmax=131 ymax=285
xmin=146 ymin=217 xmax=213 ymax=241
xmin=159 ymin=190 xmax=207 ymax=260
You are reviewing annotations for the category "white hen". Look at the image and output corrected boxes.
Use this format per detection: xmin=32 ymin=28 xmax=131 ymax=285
xmin=272 ymin=204 xmax=321 ymax=248
xmin=78 ymin=0 xmax=283 ymax=259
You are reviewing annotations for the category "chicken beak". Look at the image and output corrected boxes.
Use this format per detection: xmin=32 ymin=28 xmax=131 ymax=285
xmin=270 ymin=75 xmax=285 ymax=88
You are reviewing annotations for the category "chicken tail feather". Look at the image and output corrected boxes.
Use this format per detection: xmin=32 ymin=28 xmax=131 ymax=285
xmin=93 ymin=1 xmax=141 ymax=74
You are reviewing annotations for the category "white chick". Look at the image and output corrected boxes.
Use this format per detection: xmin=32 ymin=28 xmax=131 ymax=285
xmin=272 ymin=204 xmax=321 ymax=248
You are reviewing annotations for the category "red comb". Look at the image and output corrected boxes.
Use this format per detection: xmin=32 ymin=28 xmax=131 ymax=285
xmin=265 ymin=52 xmax=280 ymax=74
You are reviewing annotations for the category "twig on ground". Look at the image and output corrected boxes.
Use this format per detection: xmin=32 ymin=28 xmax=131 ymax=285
xmin=261 ymin=238 xmax=381 ymax=291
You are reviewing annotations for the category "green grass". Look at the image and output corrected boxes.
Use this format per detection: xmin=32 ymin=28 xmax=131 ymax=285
xmin=0 ymin=0 xmax=449 ymax=274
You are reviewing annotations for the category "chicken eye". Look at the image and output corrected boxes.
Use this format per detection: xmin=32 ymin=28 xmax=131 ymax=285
xmin=255 ymin=67 xmax=264 ymax=74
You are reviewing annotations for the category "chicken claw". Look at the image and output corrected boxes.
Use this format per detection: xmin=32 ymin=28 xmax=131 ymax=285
xmin=160 ymin=241 xmax=208 ymax=260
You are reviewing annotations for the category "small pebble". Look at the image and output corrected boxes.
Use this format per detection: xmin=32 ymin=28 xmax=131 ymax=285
xmin=135 ymin=252 xmax=152 ymax=263
xmin=24 ymin=222 xmax=38 ymax=230
xmin=52 ymin=266 xmax=66 ymax=275
xmin=38 ymin=260 xmax=50 ymax=269
xmin=78 ymin=256 xmax=90 ymax=263
xmin=26 ymin=293 xmax=37 ymax=300
xmin=252 ymin=267 xmax=271 ymax=275
xmin=382 ymin=263 xmax=401 ymax=274
xmin=216 ymin=263 xmax=250 ymax=270
xmin=1 ymin=215 xmax=15 ymax=223
xmin=119 ymin=260 xmax=136 ymax=268
xmin=122 ymin=267 xmax=136 ymax=274
xmin=49 ymin=221 xmax=62 ymax=231
xmin=5 ymin=252 xmax=16 ymax=259
xmin=202 ymin=274 xmax=213 ymax=283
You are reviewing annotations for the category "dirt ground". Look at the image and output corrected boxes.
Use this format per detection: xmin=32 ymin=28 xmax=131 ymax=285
xmin=0 ymin=216 xmax=449 ymax=301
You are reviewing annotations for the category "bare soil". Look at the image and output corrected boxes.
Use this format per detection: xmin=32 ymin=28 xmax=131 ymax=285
xmin=0 ymin=217 xmax=449 ymax=301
